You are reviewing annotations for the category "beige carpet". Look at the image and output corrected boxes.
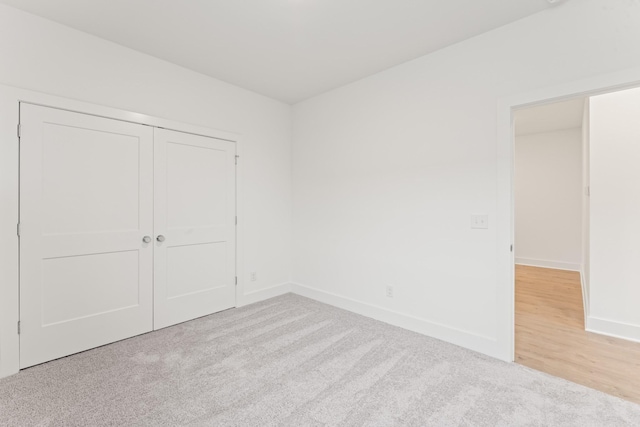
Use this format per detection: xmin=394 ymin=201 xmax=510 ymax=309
xmin=1 ymin=293 xmax=639 ymax=426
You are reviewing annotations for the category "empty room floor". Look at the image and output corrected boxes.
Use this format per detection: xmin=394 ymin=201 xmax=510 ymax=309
xmin=1 ymin=293 xmax=640 ymax=426
xmin=515 ymin=264 xmax=640 ymax=405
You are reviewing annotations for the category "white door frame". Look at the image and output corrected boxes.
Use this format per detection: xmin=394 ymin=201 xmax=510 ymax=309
xmin=0 ymin=84 xmax=245 ymax=377
xmin=496 ymin=66 xmax=640 ymax=362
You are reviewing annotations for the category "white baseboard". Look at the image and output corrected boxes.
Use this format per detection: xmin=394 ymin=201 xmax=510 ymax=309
xmin=587 ymin=315 xmax=640 ymax=343
xmin=515 ymin=257 xmax=580 ymax=272
xmin=290 ymin=282 xmax=505 ymax=361
xmin=237 ymin=282 xmax=292 ymax=307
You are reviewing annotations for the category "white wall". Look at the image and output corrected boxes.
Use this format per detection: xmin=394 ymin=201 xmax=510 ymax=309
xmin=292 ymin=0 xmax=640 ymax=358
xmin=0 ymin=4 xmax=292 ymax=377
xmin=588 ymin=86 xmax=640 ymax=342
xmin=514 ymin=128 xmax=583 ymax=271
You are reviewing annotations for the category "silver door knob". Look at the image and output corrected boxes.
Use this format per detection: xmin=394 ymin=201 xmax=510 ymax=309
xmin=142 ymin=236 xmax=152 ymax=243
xmin=156 ymin=235 xmax=166 ymax=242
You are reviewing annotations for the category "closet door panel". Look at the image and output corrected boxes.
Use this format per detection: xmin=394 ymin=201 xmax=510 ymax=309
xmin=154 ymin=128 xmax=236 ymax=329
xmin=19 ymin=104 xmax=154 ymax=368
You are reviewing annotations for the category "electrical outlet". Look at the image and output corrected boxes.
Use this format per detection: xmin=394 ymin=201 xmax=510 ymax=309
xmin=471 ymin=214 xmax=489 ymax=229
xmin=386 ymin=285 xmax=394 ymax=298
xmin=250 ymin=272 xmax=257 ymax=282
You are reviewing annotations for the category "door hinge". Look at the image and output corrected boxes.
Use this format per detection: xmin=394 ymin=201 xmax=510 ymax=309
xmin=17 ymin=321 xmax=21 ymax=335
xmin=235 ymin=276 xmax=238 ymax=286
xmin=235 ymin=155 xmax=239 ymax=165
xmin=17 ymin=124 xmax=21 ymax=139
xmin=17 ymin=223 xmax=21 ymax=237
xmin=235 ymin=216 xmax=237 ymax=226
xmin=510 ymin=244 xmax=513 ymax=252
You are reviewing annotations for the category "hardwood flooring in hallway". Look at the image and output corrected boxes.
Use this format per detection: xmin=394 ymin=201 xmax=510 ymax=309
xmin=515 ymin=265 xmax=640 ymax=404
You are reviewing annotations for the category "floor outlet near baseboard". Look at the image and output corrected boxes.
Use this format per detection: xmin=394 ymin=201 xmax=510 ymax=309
xmin=386 ymin=285 xmax=394 ymax=298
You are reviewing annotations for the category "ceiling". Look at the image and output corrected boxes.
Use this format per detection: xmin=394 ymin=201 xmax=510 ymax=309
xmin=0 ymin=0 xmax=556 ymax=104
xmin=515 ymin=98 xmax=586 ymax=136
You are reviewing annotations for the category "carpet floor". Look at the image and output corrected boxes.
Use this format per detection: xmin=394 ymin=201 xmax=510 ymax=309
xmin=1 ymin=293 xmax=639 ymax=426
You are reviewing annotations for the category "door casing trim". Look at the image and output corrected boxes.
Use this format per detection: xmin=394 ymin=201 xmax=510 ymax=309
xmin=496 ymin=66 xmax=640 ymax=362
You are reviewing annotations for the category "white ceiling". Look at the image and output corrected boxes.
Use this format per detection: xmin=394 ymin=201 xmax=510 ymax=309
xmin=0 ymin=0 xmax=555 ymax=104
xmin=515 ymin=98 xmax=586 ymax=136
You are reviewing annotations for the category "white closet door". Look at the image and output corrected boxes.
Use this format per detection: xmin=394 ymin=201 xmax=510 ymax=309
xmin=154 ymin=128 xmax=236 ymax=329
xmin=19 ymin=104 xmax=154 ymax=368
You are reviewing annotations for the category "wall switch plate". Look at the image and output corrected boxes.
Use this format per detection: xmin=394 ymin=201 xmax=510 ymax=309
xmin=250 ymin=272 xmax=257 ymax=281
xmin=471 ymin=214 xmax=489 ymax=229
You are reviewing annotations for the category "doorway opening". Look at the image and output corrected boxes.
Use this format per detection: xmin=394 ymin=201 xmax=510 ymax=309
xmin=512 ymin=87 xmax=640 ymax=404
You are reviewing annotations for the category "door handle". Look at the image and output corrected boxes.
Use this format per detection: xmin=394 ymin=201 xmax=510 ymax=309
xmin=156 ymin=235 xmax=166 ymax=243
xmin=142 ymin=236 xmax=152 ymax=244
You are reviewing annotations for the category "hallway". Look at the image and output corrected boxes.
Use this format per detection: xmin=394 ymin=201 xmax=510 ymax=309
xmin=515 ymin=265 xmax=640 ymax=404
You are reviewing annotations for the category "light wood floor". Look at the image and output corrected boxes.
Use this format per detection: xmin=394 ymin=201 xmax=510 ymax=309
xmin=515 ymin=265 xmax=640 ymax=404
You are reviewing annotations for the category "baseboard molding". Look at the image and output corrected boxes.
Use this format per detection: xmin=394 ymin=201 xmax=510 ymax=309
xmin=587 ymin=315 xmax=640 ymax=344
xmin=290 ymin=283 xmax=505 ymax=361
xmin=237 ymin=282 xmax=292 ymax=307
xmin=515 ymin=257 xmax=580 ymax=272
